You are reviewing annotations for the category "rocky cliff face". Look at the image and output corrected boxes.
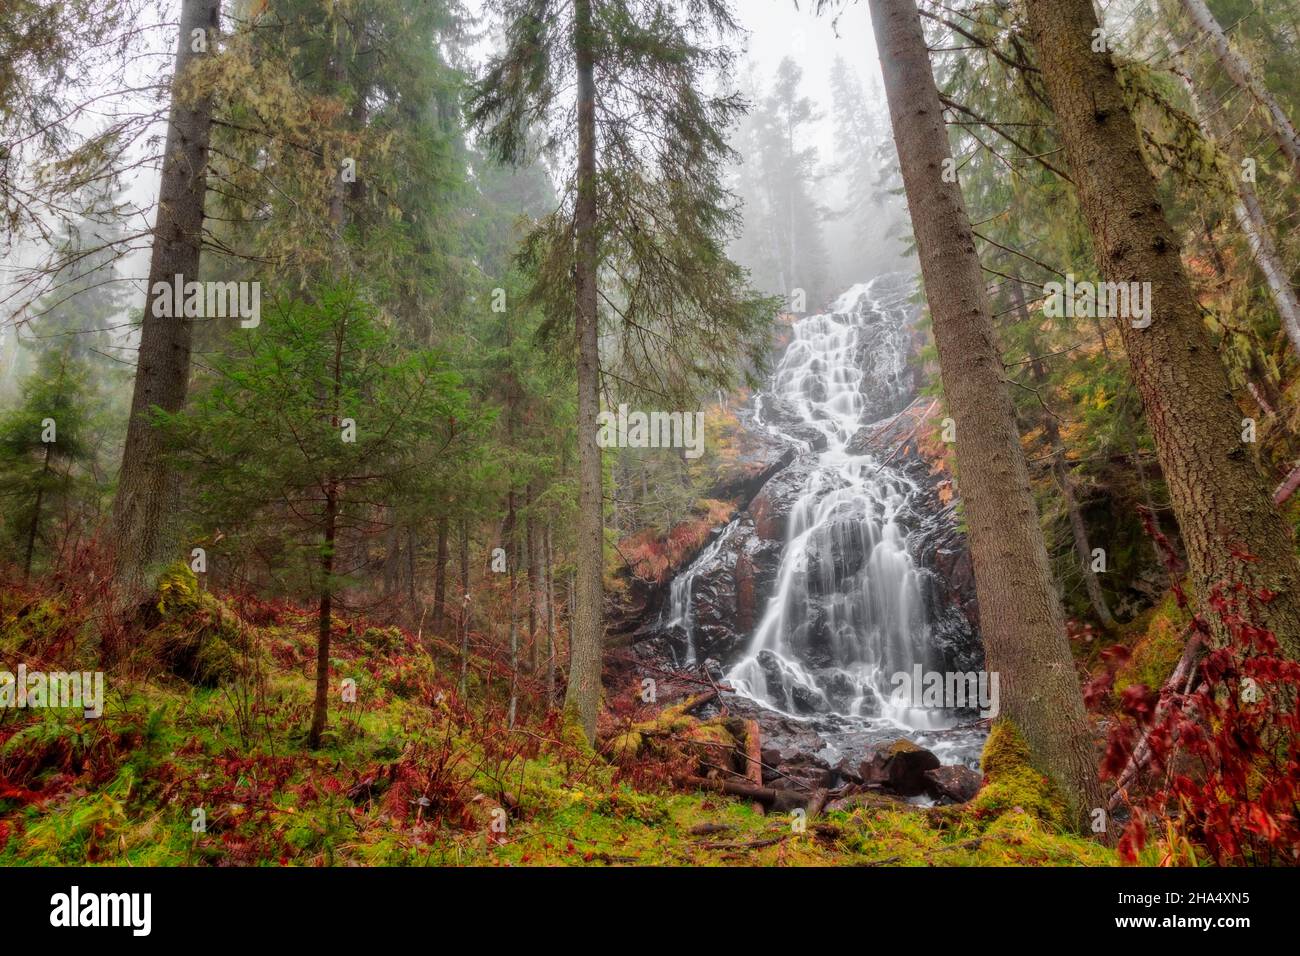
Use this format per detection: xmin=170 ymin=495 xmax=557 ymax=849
xmin=635 ymin=278 xmax=980 ymax=691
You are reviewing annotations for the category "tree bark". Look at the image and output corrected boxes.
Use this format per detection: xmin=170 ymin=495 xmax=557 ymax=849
xmin=458 ymin=517 xmax=471 ymax=695
xmin=111 ymin=0 xmax=220 ymax=604
xmin=432 ymin=513 xmax=449 ymax=633
xmin=1176 ymin=0 xmax=1300 ymax=177
xmin=1027 ymin=0 xmax=1300 ymax=659
xmin=544 ymin=524 xmax=557 ymax=704
xmin=525 ymin=484 xmax=539 ymax=672
xmin=309 ymin=483 xmax=337 ymax=749
xmin=24 ymin=444 xmax=52 ymax=579
xmin=1010 ymin=277 xmax=1115 ymax=627
xmin=869 ymin=0 xmax=1103 ymax=825
xmin=564 ymin=0 xmax=605 ymax=744
xmin=506 ymin=490 xmax=518 ymax=727
xmin=404 ymin=527 xmax=415 ymax=617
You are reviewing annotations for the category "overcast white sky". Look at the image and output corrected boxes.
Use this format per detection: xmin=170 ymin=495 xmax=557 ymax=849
xmin=733 ymin=0 xmax=882 ymax=157
xmin=2 ymin=0 xmax=891 ymax=338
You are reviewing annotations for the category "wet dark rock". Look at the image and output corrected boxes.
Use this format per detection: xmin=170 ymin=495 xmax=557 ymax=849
xmin=860 ymin=739 xmax=941 ymax=796
xmin=749 ymin=458 xmax=815 ymax=542
xmin=924 ymin=765 xmax=982 ymax=804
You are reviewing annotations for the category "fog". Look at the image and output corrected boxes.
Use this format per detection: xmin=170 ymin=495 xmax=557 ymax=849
xmin=0 ymin=0 xmax=911 ymax=391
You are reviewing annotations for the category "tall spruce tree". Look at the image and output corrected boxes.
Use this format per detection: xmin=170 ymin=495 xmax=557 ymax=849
xmin=111 ymin=0 xmax=221 ymax=606
xmin=1026 ymin=0 xmax=1300 ymax=658
xmin=470 ymin=0 xmax=775 ymax=741
xmin=863 ymin=0 xmax=1105 ymax=824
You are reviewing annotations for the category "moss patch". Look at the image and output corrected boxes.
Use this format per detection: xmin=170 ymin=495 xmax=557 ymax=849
xmin=970 ymin=721 xmax=1068 ymax=831
xmin=1114 ymin=591 xmax=1190 ymax=697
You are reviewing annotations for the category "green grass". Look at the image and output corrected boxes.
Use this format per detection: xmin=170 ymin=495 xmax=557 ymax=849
xmin=0 ymin=571 xmax=1130 ymax=867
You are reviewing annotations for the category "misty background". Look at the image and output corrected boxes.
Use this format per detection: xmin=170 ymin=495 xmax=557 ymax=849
xmin=0 ymin=0 xmax=912 ymax=402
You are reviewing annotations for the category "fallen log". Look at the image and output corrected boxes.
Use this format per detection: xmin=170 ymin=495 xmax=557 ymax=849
xmin=1275 ymin=460 xmax=1300 ymax=506
xmin=1108 ymin=631 xmax=1205 ymax=811
xmin=676 ymin=774 xmax=781 ymax=804
xmin=698 ymin=835 xmax=788 ymax=851
xmin=680 ymin=689 xmax=718 ymax=715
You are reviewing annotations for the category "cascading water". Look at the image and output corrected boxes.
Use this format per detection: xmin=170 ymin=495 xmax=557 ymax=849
xmin=662 ymin=521 xmax=738 ymax=667
xmin=727 ymin=275 xmax=951 ymax=730
xmin=661 ymin=274 xmax=980 ymax=760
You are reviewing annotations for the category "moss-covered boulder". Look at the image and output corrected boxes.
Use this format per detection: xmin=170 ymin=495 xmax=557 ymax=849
xmin=146 ymin=564 xmax=249 ymax=688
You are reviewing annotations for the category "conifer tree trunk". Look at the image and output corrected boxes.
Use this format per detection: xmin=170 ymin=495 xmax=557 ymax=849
xmin=309 ymin=484 xmax=337 ymax=749
xmin=407 ymin=527 xmax=418 ymax=618
xmin=868 ymin=0 xmax=1103 ymax=824
xmin=111 ymin=0 xmax=219 ymax=604
xmin=459 ymin=518 xmax=471 ymax=695
xmin=1027 ymin=0 xmax=1300 ymax=659
xmin=24 ymin=445 xmax=52 ymax=579
xmin=507 ymin=495 xmax=520 ymax=728
xmin=545 ymin=524 xmax=557 ymax=704
xmin=526 ymin=485 xmax=539 ymax=671
xmin=1161 ymin=24 xmax=1300 ymax=355
xmin=564 ymin=0 xmax=605 ymax=743
xmin=1010 ymin=276 xmax=1115 ymax=628
xmin=432 ymin=513 xmax=449 ymax=632
xmin=1176 ymin=0 xmax=1300 ymax=176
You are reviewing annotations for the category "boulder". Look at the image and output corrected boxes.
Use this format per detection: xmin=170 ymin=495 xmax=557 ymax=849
xmin=858 ymin=739 xmax=941 ymax=796
xmin=923 ymin=765 xmax=982 ymax=804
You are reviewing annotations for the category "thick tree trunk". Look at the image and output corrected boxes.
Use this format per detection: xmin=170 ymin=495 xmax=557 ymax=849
xmin=1177 ymin=0 xmax=1300 ymax=177
xmin=564 ymin=0 xmax=605 ymax=744
xmin=111 ymin=0 xmax=219 ymax=604
xmin=309 ymin=485 xmax=337 ymax=749
xmin=1028 ymin=0 xmax=1300 ymax=659
xmin=869 ymin=0 xmax=1103 ymax=825
xmin=1010 ymin=277 xmax=1115 ymax=628
xmin=432 ymin=513 xmax=449 ymax=633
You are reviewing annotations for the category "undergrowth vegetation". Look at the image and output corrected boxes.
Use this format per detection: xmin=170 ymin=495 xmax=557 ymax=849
xmin=0 ymin=569 xmax=1134 ymax=867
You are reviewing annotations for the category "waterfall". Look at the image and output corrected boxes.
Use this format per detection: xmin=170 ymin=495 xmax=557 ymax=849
xmin=662 ymin=520 xmax=739 ymax=666
xmin=664 ymin=274 xmax=963 ymax=735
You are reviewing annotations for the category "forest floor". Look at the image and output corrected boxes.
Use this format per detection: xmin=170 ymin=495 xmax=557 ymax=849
xmin=0 ymin=566 xmax=1172 ymax=867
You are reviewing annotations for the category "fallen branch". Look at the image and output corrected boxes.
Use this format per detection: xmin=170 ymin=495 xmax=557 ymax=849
xmin=1274 ymin=460 xmax=1300 ymax=506
xmin=676 ymin=774 xmax=781 ymax=804
xmin=697 ymin=834 xmax=788 ymax=851
xmin=1108 ymin=632 xmax=1205 ymax=811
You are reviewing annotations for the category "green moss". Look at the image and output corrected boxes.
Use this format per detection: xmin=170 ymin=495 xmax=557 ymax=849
xmin=971 ymin=721 xmax=1068 ymax=830
xmin=609 ymin=730 xmax=643 ymax=759
xmin=0 ymin=576 xmax=1126 ymax=868
xmin=146 ymin=563 xmax=249 ymax=688
xmin=1115 ymin=591 xmax=1190 ymax=696
xmin=360 ymin=626 xmax=404 ymax=654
